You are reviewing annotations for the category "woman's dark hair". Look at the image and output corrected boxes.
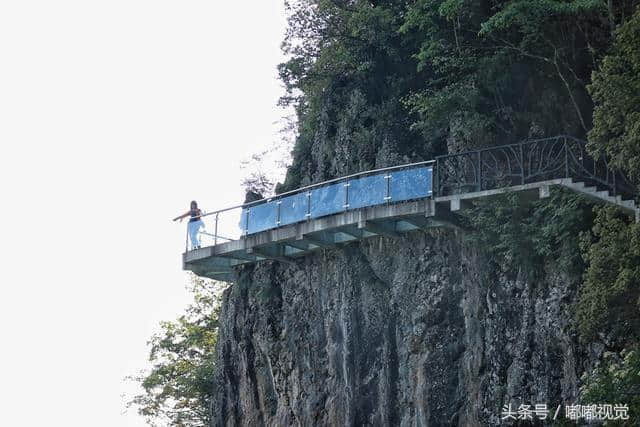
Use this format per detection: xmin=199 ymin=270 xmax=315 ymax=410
xmin=190 ymin=200 xmax=198 ymax=209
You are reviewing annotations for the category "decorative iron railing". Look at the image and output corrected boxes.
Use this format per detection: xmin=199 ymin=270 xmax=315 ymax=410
xmin=435 ymin=135 xmax=635 ymax=200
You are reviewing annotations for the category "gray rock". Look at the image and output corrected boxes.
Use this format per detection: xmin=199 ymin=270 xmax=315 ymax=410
xmin=210 ymin=230 xmax=585 ymax=426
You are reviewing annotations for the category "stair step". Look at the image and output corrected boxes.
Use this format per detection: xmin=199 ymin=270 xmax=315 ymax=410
xmin=583 ymin=186 xmax=597 ymax=193
xmin=595 ymin=190 xmax=610 ymax=198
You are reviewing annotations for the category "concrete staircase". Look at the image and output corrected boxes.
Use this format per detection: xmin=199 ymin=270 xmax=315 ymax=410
xmin=562 ymin=179 xmax=640 ymax=222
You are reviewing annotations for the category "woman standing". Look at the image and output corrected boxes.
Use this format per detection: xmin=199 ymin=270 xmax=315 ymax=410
xmin=173 ymin=200 xmax=204 ymax=250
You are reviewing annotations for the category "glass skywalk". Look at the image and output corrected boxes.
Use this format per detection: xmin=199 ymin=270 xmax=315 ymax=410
xmin=242 ymin=165 xmax=433 ymax=235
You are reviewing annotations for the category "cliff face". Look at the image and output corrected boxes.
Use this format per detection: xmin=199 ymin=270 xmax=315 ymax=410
xmin=210 ymin=229 xmax=586 ymax=426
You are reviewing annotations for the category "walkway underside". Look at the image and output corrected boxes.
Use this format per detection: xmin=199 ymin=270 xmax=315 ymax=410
xmin=184 ymin=178 xmax=638 ymax=282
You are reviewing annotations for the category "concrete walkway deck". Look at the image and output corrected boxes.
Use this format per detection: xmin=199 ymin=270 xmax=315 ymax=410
xmin=184 ymin=177 xmax=638 ymax=282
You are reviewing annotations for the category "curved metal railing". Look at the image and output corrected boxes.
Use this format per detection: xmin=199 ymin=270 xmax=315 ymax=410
xmin=435 ymin=135 xmax=636 ymax=199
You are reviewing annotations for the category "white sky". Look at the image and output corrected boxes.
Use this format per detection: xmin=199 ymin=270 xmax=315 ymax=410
xmin=0 ymin=1 xmax=288 ymax=425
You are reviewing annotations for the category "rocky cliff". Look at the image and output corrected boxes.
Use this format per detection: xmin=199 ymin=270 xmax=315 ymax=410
xmin=210 ymin=227 xmax=588 ymax=426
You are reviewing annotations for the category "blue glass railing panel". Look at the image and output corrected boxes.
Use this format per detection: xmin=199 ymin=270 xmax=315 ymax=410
xmin=390 ymin=167 xmax=432 ymax=201
xmin=279 ymin=192 xmax=308 ymax=226
xmin=239 ymin=208 xmax=249 ymax=234
xmin=310 ymin=182 xmax=345 ymax=219
xmin=348 ymin=174 xmax=386 ymax=209
xmin=247 ymin=201 xmax=278 ymax=234
xmin=238 ymin=165 xmax=433 ymax=235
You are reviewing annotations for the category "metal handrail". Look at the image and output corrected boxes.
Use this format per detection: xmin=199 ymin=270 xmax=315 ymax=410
xmin=435 ymin=135 xmax=636 ymax=200
xmin=179 ymin=159 xmax=435 ymax=251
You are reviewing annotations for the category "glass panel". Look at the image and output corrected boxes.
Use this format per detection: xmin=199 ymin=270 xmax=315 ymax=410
xmin=233 ymin=165 xmax=432 ymax=237
xmin=238 ymin=208 xmax=249 ymax=236
xmin=247 ymin=201 xmax=278 ymax=234
xmin=279 ymin=192 xmax=308 ymax=226
xmin=348 ymin=174 xmax=386 ymax=209
xmin=310 ymin=182 xmax=345 ymax=218
xmin=390 ymin=167 xmax=432 ymax=201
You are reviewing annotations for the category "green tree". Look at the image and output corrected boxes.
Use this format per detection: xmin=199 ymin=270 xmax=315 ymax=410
xmin=277 ymin=0 xmax=627 ymax=196
xmin=581 ymin=347 xmax=640 ymax=426
xmin=277 ymin=0 xmax=434 ymax=192
xmin=128 ymin=277 xmax=222 ymax=426
xmin=588 ymin=5 xmax=640 ymax=183
xmin=467 ymin=189 xmax=595 ymax=273
xmin=576 ymin=207 xmax=640 ymax=343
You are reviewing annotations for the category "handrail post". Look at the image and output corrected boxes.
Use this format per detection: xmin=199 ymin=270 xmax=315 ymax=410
xmin=214 ymin=212 xmax=219 ymax=246
xmin=276 ymin=200 xmax=281 ymax=227
xmin=185 ymin=227 xmax=189 ymax=252
xmin=343 ymin=181 xmax=350 ymax=209
xmin=384 ymin=173 xmax=392 ymax=202
xmin=244 ymin=208 xmax=250 ymax=236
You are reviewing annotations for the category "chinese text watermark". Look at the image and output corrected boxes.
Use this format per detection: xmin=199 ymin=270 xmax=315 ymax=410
xmin=501 ymin=403 xmax=629 ymax=422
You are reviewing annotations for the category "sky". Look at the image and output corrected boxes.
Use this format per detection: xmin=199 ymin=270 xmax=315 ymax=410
xmin=0 ymin=1 xmax=289 ymax=425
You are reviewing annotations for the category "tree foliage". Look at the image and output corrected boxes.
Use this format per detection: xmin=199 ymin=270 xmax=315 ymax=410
xmin=576 ymin=207 xmax=640 ymax=343
xmin=277 ymin=0 xmax=637 ymax=193
xmin=581 ymin=347 xmax=640 ymax=425
xmin=467 ymin=189 xmax=595 ymax=273
xmin=588 ymin=5 xmax=640 ymax=183
xmin=128 ymin=277 xmax=222 ymax=427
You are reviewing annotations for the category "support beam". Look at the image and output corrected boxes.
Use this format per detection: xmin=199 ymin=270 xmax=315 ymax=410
xmin=187 ymin=262 xmax=232 ymax=277
xmin=401 ymin=216 xmax=433 ymax=230
xmin=358 ymin=220 xmax=399 ymax=238
xmin=282 ymin=244 xmax=308 ymax=257
xmin=208 ymin=272 xmax=235 ymax=282
xmin=337 ymin=226 xmax=362 ymax=239
xmin=402 ymin=215 xmax=462 ymax=231
xmin=247 ymin=245 xmax=296 ymax=265
xmin=218 ymin=251 xmax=259 ymax=262
xmin=299 ymin=233 xmax=333 ymax=248
xmin=425 ymin=199 xmax=436 ymax=217
xmin=539 ymin=185 xmax=550 ymax=199
xmin=284 ymin=239 xmax=312 ymax=251
xmin=450 ymin=197 xmax=472 ymax=211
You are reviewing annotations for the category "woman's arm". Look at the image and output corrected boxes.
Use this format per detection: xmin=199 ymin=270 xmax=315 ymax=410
xmin=173 ymin=211 xmax=190 ymax=221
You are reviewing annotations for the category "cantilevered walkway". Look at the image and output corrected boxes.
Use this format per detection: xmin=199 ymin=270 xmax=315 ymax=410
xmin=183 ymin=136 xmax=639 ymax=282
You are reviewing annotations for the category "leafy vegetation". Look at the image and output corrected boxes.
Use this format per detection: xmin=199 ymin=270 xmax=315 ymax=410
xmin=277 ymin=0 xmax=640 ymax=195
xmin=576 ymin=207 xmax=640 ymax=343
xmin=588 ymin=6 xmax=640 ymax=183
xmin=128 ymin=277 xmax=221 ymax=426
xmin=581 ymin=347 xmax=640 ymax=425
xmin=467 ymin=188 xmax=595 ymax=274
